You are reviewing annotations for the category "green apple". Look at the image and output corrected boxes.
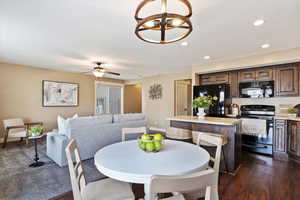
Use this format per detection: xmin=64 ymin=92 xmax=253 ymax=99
xmin=141 ymin=134 xmax=151 ymax=141
xmin=154 ymin=141 xmax=162 ymax=151
xmin=139 ymin=141 xmax=146 ymax=150
xmin=153 ymin=133 xmax=163 ymax=141
xmin=146 ymin=142 xmax=155 ymax=152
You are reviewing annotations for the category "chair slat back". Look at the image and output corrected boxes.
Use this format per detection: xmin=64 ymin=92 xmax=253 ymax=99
xmin=196 ymin=132 xmax=223 ymax=171
xmin=148 ymin=169 xmax=217 ymax=199
xmin=147 ymin=133 xmax=222 ymax=200
xmin=3 ymin=118 xmax=25 ymax=133
xmin=65 ymin=139 xmax=86 ymax=200
xmin=122 ymin=127 xmax=147 ymax=141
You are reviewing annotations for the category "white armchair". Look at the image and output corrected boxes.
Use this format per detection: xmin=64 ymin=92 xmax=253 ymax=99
xmin=2 ymin=118 xmax=43 ymax=148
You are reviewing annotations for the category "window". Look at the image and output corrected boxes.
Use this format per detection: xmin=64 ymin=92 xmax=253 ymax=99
xmin=95 ymin=82 xmax=123 ymax=114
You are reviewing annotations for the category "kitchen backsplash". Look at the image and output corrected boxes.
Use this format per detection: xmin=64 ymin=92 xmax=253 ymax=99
xmin=232 ymin=97 xmax=300 ymax=114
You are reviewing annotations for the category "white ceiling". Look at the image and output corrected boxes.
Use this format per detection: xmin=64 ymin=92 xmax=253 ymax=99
xmin=1 ymin=0 xmax=300 ymax=79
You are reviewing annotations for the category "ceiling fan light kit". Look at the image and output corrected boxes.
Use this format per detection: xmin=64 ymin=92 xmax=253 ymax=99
xmin=93 ymin=69 xmax=105 ymax=77
xmin=135 ymin=0 xmax=193 ymax=44
xmin=84 ymin=62 xmax=120 ymax=77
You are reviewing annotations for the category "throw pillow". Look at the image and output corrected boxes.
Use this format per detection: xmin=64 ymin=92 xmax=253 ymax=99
xmin=57 ymin=114 xmax=78 ymax=136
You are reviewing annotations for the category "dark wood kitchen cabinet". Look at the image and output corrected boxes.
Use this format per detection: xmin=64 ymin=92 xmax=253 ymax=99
xmin=238 ymin=68 xmax=273 ymax=82
xmin=200 ymin=72 xmax=229 ymax=85
xmin=274 ymin=119 xmax=288 ymax=160
xmin=287 ymin=121 xmax=300 ymax=157
xmin=256 ymin=68 xmax=273 ymax=81
xmin=238 ymin=70 xmax=256 ymax=82
xmin=275 ymin=65 xmax=299 ymax=96
xmin=197 ymin=62 xmax=300 ymax=98
xmin=229 ymin=71 xmax=239 ymax=98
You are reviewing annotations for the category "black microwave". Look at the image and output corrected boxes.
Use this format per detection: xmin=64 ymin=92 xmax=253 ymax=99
xmin=239 ymin=81 xmax=274 ymax=98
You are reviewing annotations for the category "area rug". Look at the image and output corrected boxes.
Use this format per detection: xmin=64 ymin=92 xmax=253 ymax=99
xmin=0 ymin=140 xmax=102 ymax=200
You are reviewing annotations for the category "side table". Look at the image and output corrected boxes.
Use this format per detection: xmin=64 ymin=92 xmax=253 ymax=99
xmin=27 ymin=134 xmax=45 ymax=167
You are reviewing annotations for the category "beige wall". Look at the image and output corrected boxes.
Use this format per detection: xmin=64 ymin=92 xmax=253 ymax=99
xmin=142 ymin=71 xmax=191 ymax=129
xmin=124 ymin=84 xmax=142 ymax=113
xmin=0 ymin=63 xmax=124 ymax=138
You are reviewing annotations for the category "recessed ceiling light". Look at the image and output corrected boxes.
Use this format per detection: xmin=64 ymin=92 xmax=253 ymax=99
xmin=204 ymin=56 xmax=210 ymax=60
xmin=181 ymin=41 xmax=188 ymax=46
xmin=261 ymin=44 xmax=270 ymax=49
xmin=253 ymin=19 xmax=265 ymax=26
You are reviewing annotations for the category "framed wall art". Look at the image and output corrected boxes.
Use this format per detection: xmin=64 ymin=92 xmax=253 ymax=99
xmin=42 ymin=80 xmax=79 ymax=107
xmin=149 ymin=84 xmax=162 ymax=100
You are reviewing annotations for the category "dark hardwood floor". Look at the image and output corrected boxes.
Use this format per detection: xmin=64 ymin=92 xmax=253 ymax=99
xmin=50 ymin=152 xmax=300 ymax=200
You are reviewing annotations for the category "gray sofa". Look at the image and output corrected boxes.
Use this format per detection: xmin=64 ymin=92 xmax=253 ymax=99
xmin=46 ymin=113 xmax=147 ymax=167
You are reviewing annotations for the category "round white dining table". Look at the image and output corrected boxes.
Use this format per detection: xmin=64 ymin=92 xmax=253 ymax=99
xmin=94 ymin=139 xmax=210 ymax=199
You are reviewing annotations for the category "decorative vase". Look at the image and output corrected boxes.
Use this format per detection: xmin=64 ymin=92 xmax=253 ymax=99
xmin=197 ymin=107 xmax=206 ymax=119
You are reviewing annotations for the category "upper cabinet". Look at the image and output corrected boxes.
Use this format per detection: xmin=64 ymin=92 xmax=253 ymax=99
xmin=229 ymin=71 xmax=239 ymax=98
xmin=256 ymin=68 xmax=273 ymax=81
xmin=238 ymin=68 xmax=273 ymax=83
xmin=275 ymin=64 xmax=299 ymax=96
xmin=238 ymin=70 xmax=256 ymax=82
xmin=197 ymin=62 xmax=300 ymax=98
xmin=200 ymin=72 xmax=229 ymax=85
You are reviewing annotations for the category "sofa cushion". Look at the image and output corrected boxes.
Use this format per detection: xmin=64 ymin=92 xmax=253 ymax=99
xmin=113 ymin=113 xmax=145 ymax=123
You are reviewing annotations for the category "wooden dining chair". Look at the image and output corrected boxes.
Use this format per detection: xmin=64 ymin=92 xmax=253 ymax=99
xmin=122 ymin=127 xmax=147 ymax=142
xmin=65 ymin=139 xmax=135 ymax=200
xmin=145 ymin=134 xmax=222 ymax=200
xmin=2 ymin=118 xmax=43 ymax=148
xmin=193 ymin=131 xmax=229 ymax=173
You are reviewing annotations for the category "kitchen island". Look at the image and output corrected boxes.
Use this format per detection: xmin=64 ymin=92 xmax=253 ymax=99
xmin=167 ymin=116 xmax=242 ymax=174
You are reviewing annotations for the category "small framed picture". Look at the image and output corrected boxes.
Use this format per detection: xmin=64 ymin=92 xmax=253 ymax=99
xmin=42 ymin=80 xmax=79 ymax=107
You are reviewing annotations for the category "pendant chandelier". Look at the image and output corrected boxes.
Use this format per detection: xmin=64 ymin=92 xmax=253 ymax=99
xmin=135 ymin=0 xmax=193 ymax=44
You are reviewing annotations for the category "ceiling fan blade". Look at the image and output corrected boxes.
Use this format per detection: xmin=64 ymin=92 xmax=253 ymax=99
xmin=81 ymin=70 xmax=94 ymax=74
xmin=105 ymin=71 xmax=120 ymax=76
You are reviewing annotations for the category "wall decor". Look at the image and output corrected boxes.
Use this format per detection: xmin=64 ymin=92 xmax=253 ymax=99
xmin=43 ymin=80 xmax=79 ymax=107
xmin=149 ymin=84 xmax=162 ymax=100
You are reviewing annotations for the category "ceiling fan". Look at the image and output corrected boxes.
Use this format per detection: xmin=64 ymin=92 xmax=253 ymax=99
xmin=84 ymin=62 xmax=120 ymax=77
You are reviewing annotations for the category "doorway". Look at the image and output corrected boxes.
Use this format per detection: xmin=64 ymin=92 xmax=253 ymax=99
xmin=95 ymin=81 xmax=124 ymax=115
xmin=124 ymin=84 xmax=142 ymax=113
xmin=174 ymin=79 xmax=192 ymax=116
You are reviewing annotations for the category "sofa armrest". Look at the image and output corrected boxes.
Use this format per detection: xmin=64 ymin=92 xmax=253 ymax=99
xmin=46 ymin=132 xmax=70 ymax=167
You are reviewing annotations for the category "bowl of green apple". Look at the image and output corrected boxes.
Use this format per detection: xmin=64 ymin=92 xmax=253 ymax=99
xmin=138 ymin=133 xmax=164 ymax=152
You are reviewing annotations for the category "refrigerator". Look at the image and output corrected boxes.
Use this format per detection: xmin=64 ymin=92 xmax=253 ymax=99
xmin=193 ymin=84 xmax=229 ymax=117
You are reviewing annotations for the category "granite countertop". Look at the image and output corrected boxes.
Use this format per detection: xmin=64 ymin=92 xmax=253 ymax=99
xmin=274 ymin=115 xmax=300 ymax=121
xmin=167 ymin=115 xmax=241 ymax=126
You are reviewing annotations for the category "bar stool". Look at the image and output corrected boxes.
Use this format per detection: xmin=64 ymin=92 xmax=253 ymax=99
xmin=166 ymin=127 xmax=192 ymax=143
xmin=192 ymin=131 xmax=229 ymax=173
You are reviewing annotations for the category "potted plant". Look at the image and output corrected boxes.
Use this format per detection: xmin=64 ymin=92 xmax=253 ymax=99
xmin=192 ymin=96 xmax=218 ymax=119
xmin=287 ymin=108 xmax=298 ymax=118
xmin=30 ymin=125 xmax=44 ymax=136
